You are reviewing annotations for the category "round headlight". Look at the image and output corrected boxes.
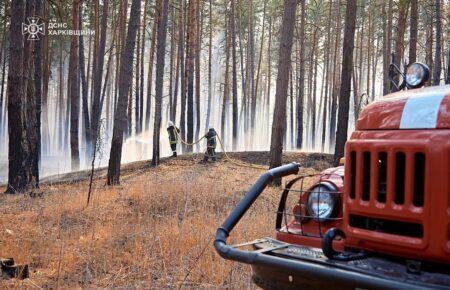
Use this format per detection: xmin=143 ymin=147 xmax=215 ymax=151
xmin=405 ymin=62 xmax=429 ymax=89
xmin=307 ymin=184 xmax=338 ymax=221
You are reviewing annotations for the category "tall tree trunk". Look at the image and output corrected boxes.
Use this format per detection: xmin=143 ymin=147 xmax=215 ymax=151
xmin=179 ymin=0 xmax=187 ymax=152
xmin=34 ymin=0 xmax=43 ymax=171
xmin=231 ymin=0 xmax=238 ymax=150
xmin=383 ymin=0 xmax=393 ymax=94
xmin=145 ymin=0 xmax=161 ymax=131
xmin=432 ymin=0 xmax=442 ymax=85
xmin=139 ymin=0 xmax=149 ymax=133
xmin=409 ymin=0 xmax=418 ymax=64
xmin=91 ymin=0 xmax=109 ymax=150
xmin=321 ymin=0 xmax=333 ymax=151
xmin=194 ymin=0 xmax=202 ymax=149
xmin=107 ymin=0 xmax=141 ymax=185
xmin=266 ymin=16 xmax=272 ymax=142
xmin=79 ymin=4 xmax=92 ymax=160
xmin=392 ymin=0 xmax=410 ymax=92
xmin=249 ymin=0 xmax=256 ymax=132
xmin=446 ymin=43 xmax=450 ymax=84
xmin=221 ymin=9 xmax=230 ymax=144
xmin=6 ymin=0 xmax=27 ymax=193
xmin=296 ymin=0 xmax=305 ymax=149
xmin=69 ymin=0 xmax=80 ymax=171
xmin=269 ymin=0 xmax=298 ymax=186
xmin=135 ymin=19 xmax=141 ymax=135
xmin=186 ymin=0 xmax=197 ymax=151
xmin=151 ymin=0 xmax=170 ymax=166
xmin=204 ymin=0 xmax=213 ymax=131
xmin=329 ymin=0 xmax=342 ymax=150
xmin=334 ymin=0 xmax=357 ymax=165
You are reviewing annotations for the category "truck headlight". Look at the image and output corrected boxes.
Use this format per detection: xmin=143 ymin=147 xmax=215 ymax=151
xmin=405 ymin=62 xmax=429 ymax=89
xmin=307 ymin=183 xmax=338 ymax=221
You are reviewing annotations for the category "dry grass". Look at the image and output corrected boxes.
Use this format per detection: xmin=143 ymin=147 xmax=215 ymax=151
xmin=0 ymin=153 xmax=330 ymax=289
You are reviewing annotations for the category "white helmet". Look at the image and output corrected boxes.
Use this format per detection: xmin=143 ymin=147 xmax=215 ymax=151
xmin=168 ymin=121 xmax=174 ymax=127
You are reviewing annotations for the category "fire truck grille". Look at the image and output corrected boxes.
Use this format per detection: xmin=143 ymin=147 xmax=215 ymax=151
xmin=349 ymin=150 xmax=426 ymax=208
xmin=349 ymin=214 xmax=423 ymax=238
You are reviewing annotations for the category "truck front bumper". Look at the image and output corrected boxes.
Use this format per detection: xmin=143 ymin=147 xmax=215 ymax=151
xmin=226 ymin=237 xmax=450 ymax=290
xmin=214 ymin=163 xmax=450 ymax=290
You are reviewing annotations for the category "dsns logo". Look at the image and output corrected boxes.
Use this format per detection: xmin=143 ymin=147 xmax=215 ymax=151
xmin=22 ymin=17 xmax=45 ymax=40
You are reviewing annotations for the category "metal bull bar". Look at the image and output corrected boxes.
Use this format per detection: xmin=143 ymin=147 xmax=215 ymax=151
xmin=214 ymin=162 xmax=434 ymax=290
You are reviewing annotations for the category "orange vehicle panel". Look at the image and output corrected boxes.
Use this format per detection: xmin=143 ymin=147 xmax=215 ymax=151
xmin=357 ymin=85 xmax=450 ymax=130
xmin=344 ymin=129 xmax=450 ymax=264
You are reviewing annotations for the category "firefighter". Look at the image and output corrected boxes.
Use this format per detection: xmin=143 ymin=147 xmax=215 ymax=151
xmin=203 ymin=127 xmax=217 ymax=162
xmin=167 ymin=121 xmax=180 ymax=157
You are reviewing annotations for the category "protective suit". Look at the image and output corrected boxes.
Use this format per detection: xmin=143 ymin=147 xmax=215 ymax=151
xmin=167 ymin=121 xmax=180 ymax=157
xmin=203 ymin=128 xmax=217 ymax=162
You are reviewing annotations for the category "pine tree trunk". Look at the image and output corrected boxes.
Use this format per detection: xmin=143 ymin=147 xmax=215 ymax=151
xmin=334 ymin=0 xmax=357 ymax=165
xmin=91 ymin=0 xmax=109 ymax=149
xmin=145 ymin=0 xmax=161 ymax=131
xmin=107 ymin=0 xmax=141 ymax=185
xmin=186 ymin=0 xmax=197 ymax=151
xmin=151 ymin=0 xmax=170 ymax=166
xmin=69 ymin=0 xmax=80 ymax=171
xmin=139 ymin=0 xmax=148 ymax=133
xmin=7 ymin=0 xmax=27 ymax=193
xmin=446 ymin=43 xmax=450 ymax=84
xmin=204 ymin=0 xmax=213 ymax=131
xmin=231 ymin=0 xmax=238 ymax=150
xmin=269 ymin=0 xmax=298 ymax=185
xmin=329 ymin=0 xmax=341 ymax=150
xmin=135 ymin=21 xmax=141 ymax=135
xmin=34 ymin=0 xmax=43 ymax=171
xmin=296 ymin=0 xmax=305 ymax=149
xmin=383 ymin=0 xmax=393 ymax=94
xmin=194 ymin=0 xmax=202 ymax=149
xmin=392 ymin=0 xmax=409 ymax=93
xmin=321 ymin=0 xmax=333 ymax=152
xmin=409 ymin=0 xmax=418 ymax=64
xmin=79 ymin=5 xmax=92 ymax=160
xmin=179 ymin=0 xmax=187 ymax=152
xmin=221 ymin=10 xmax=230 ymax=144
xmin=432 ymin=0 xmax=442 ymax=85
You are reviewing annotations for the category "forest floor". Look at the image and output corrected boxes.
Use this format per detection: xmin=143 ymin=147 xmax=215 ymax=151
xmin=0 ymin=152 xmax=333 ymax=289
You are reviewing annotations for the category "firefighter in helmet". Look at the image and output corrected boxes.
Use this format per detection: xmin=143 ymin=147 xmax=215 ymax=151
xmin=167 ymin=121 xmax=180 ymax=157
xmin=203 ymin=127 xmax=217 ymax=162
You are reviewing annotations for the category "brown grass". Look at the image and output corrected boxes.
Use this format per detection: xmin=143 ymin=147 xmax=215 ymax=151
xmin=0 ymin=153 xmax=330 ymax=289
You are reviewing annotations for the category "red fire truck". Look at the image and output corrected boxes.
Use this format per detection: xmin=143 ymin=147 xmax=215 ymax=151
xmin=215 ymin=63 xmax=450 ymax=289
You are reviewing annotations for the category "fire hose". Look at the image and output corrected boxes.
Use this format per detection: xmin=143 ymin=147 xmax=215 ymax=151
xmin=174 ymin=130 xmax=268 ymax=170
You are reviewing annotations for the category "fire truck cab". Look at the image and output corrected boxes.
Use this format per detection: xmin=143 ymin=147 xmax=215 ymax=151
xmin=215 ymin=63 xmax=450 ymax=289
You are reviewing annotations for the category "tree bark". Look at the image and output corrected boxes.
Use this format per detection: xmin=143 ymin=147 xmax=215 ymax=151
xmin=432 ymin=0 xmax=442 ymax=85
xmin=383 ymin=0 xmax=393 ymax=94
xmin=91 ymin=0 xmax=109 ymax=150
xmin=69 ymin=0 xmax=80 ymax=171
xmin=204 ymin=0 xmax=213 ymax=131
xmin=269 ymin=0 xmax=298 ymax=186
xmin=185 ymin=0 xmax=197 ymax=152
xmin=296 ymin=0 xmax=305 ymax=149
xmin=151 ymin=0 xmax=170 ymax=166
xmin=145 ymin=0 xmax=161 ymax=131
xmin=107 ymin=0 xmax=141 ymax=185
xmin=79 ymin=4 xmax=92 ymax=160
xmin=334 ymin=0 xmax=357 ymax=165
xmin=409 ymin=0 xmax=418 ymax=64
xmin=231 ymin=0 xmax=238 ymax=150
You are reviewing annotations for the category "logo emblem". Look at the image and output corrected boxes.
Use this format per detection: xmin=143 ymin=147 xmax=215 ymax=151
xmin=22 ymin=17 xmax=45 ymax=40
